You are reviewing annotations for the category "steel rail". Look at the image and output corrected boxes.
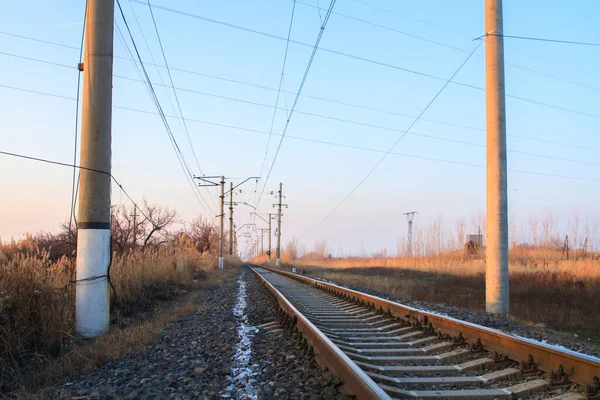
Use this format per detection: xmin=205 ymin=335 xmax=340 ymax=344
xmin=256 ymin=265 xmax=600 ymax=389
xmin=248 ymin=265 xmax=392 ymax=399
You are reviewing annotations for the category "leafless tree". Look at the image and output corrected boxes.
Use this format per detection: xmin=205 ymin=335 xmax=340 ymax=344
xmin=108 ymin=201 xmax=178 ymax=252
xmin=313 ymin=239 xmax=328 ymax=258
xmin=285 ymin=237 xmax=299 ymax=261
xmin=184 ymin=217 xmax=220 ymax=255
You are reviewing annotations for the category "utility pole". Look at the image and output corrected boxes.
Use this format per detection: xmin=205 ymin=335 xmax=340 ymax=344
xmin=485 ymin=0 xmax=509 ymax=315
xmin=199 ymin=175 xmax=258 ymax=260
xmin=234 ymin=232 xmax=238 ymax=256
xmin=403 ymin=212 xmax=418 ymax=256
xmin=273 ymin=183 xmax=288 ymax=267
xmin=131 ymin=207 xmax=138 ymax=251
xmin=259 ymin=228 xmax=269 ymax=256
xmin=75 ymin=0 xmax=114 ymax=338
xmin=229 ymin=182 xmax=233 ymax=256
xmin=219 ymin=175 xmax=225 ymax=270
xmin=268 ymin=213 xmax=272 ymax=260
xmin=561 ymin=235 xmax=570 ymax=260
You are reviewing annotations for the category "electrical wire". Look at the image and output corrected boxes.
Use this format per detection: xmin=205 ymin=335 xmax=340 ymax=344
xmin=145 ymin=0 xmax=207 ymax=179
xmin=296 ymin=1 xmax=600 ymax=92
xmin=347 ymin=0 xmax=468 ymax=38
xmin=115 ymin=0 xmax=214 ymax=215
xmin=256 ymin=0 xmax=338 ymax=208
xmin=299 ymin=0 xmax=600 ymax=92
xmin=295 ymin=0 xmax=468 ymax=54
xmin=3 ymin=34 xmax=600 ymax=129
xmin=68 ymin=1 xmax=87 ymax=252
xmin=257 ymin=0 xmax=297 ymax=184
xmin=302 ymin=40 xmax=483 ymax=237
xmin=4 ymin=82 xmax=600 ymax=174
xmin=114 ymin=4 xmax=600 ymax=121
xmin=490 ymin=32 xmax=600 ymax=48
xmin=142 ymin=0 xmax=218 ymax=209
xmin=125 ymin=0 xmax=187 ymax=135
xmin=0 ymin=150 xmax=152 ymax=222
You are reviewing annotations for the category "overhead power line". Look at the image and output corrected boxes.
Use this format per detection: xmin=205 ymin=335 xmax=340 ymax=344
xmin=115 ymin=0 xmax=214 ymax=215
xmin=145 ymin=0 xmax=206 ymax=178
xmin=257 ymin=0 xmax=297 ymax=183
xmin=5 ymin=81 xmax=600 ymax=171
xmin=115 ymin=4 xmax=600 ymax=120
xmin=125 ymin=0 xmax=187 ymax=135
xmin=4 ymin=32 xmax=600 ymax=125
xmin=347 ymin=0 xmax=468 ymax=38
xmin=142 ymin=0 xmax=218 ymax=209
xmin=302 ymin=41 xmax=483 ymax=237
xmin=256 ymin=0 xmax=337 ymax=208
xmin=5 ymin=47 xmax=600 ymax=160
xmin=486 ymin=32 xmax=600 ymax=48
xmin=0 ymin=150 xmax=152 ymax=222
xmin=4 ymin=82 xmax=600 ymax=184
xmin=67 ymin=0 xmax=87 ymax=243
xmin=9 ymin=46 xmax=600 ymax=154
xmin=295 ymin=1 xmax=600 ymax=92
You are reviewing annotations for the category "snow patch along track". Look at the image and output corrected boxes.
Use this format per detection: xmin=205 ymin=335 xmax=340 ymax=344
xmin=225 ymin=278 xmax=259 ymax=399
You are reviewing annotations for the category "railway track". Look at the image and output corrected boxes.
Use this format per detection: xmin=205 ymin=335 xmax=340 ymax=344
xmin=249 ymin=264 xmax=600 ymax=399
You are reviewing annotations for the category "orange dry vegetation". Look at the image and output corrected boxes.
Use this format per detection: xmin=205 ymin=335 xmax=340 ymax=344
xmin=0 ymin=237 xmax=241 ymax=394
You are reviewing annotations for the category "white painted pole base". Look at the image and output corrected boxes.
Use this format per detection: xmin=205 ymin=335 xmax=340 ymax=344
xmin=219 ymin=256 xmax=224 ymax=270
xmin=276 ymin=257 xmax=280 ymax=267
xmin=76 ymin=229 xmax=110 ymax=338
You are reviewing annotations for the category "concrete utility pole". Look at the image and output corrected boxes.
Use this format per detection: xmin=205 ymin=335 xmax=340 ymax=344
xmin=75 ymin=0 xmax=114 ymax=338
xmin=218 ymin=176 xmax=225 ymax=270
xmin=273 ymin=183 xmax=288 ymax=267
xmin=403 ymin=212 xmax=418 ymax=256
xmin=229 ymin=182 xmax=233 ymax=256
xmin=260 ymin=230 xmax=264 ymax=255
xmin=259 ymin=228 xmax=269 ymax=255
xmin=485 ymin=0 xmax=509 ymax=315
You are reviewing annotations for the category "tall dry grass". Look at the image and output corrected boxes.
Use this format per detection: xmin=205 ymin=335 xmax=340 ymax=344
xmin=0 ymin=241 xmax=240 ymax=393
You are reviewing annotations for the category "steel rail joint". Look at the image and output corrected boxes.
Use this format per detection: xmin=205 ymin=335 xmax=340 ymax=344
xmin=258 ymin=265 xmax=600 ymax=388
xmin=248 ymin=265 xmax=391 ymax=400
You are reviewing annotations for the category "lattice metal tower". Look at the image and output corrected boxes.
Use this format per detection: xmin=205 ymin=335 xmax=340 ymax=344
xmin=403 ymin=212 xmax=418 ymax=256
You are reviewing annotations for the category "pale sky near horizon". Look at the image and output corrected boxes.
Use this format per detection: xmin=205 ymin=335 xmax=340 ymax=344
xmin=1 ymin=1 xmax=600 ymax=257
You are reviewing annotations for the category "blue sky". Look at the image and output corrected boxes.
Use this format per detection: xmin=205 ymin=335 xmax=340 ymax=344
xmin=1 ymin=0 xmax=600 ymax=256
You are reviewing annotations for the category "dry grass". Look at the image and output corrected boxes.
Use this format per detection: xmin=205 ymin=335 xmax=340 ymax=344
xmin=11 ymin=268 xmax=236 ymax=398
xmin=276 ymin=252 xmax=600 ymax=279
xmin=0 ymin=240 xmax=242 ymax=394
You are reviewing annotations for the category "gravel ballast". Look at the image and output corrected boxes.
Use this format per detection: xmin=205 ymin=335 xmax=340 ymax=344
xmin=50 ymin=267 xmax=353 ymax=399
xmin=244 ymin=268 xmax=352 ymax=400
